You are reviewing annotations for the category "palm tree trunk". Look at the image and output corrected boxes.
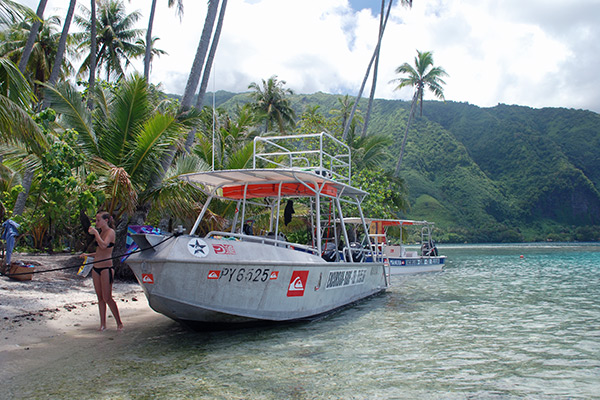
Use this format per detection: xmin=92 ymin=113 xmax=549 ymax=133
xmin=144 ymin=0 xmax=158 ymax=81
xmin=394 ymin=91 xmax=418 ymax=176
xmin=342 ymin=0 xmax=392 ymax=142
xmin=146 ymin=0 xmax=220 ymax=220
xmin=18 ymin=0 xmax=47 ymax=73
xmin=44 ymin=0 xmax=76 ymax=107
xmin=12 ymin=168 xmax=34 ymax=216
xmin=180 ymin=0 xmax=220 ymax=112
xmin=361 ymin=0 xmax=386 ymax=139
xmin=87 ymin=0 xmax=96 ymax=110
xmin=185 ymin=0 xmax=228 ymax=152
xmin=194 ymin=0 xmax=227 ymax=110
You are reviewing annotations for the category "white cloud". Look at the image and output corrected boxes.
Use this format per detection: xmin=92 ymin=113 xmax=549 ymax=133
xmin=17 ymin=0 xmax=600 ymax=112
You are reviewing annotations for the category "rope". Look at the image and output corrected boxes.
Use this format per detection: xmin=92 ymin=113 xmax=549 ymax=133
xmin=1 ymin=234 xmax=176 ymax=278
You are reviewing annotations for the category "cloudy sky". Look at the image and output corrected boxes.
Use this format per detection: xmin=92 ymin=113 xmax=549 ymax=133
xmin=20 ymin=0 xmax=600 ymax=113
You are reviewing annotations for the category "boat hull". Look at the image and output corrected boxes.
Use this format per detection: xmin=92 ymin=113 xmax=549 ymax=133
xmin=127 ymin=234 xmax=388 ymax=326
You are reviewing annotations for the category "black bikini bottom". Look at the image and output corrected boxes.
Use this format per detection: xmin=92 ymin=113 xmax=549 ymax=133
xmin=92 ymin=266 xmax=115 ymax=284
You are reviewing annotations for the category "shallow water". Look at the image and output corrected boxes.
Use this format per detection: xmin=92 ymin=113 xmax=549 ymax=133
xmin=7 ymin=243 xmax=600 ymax=399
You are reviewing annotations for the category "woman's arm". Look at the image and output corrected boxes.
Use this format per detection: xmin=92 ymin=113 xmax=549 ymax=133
xmin=88 ymin=226 xmax=116 ymax=249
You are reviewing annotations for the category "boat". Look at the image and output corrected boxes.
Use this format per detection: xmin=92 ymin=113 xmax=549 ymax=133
xmin=343 ymin=218 xmax=446 ymax=274
xmin=126 ymin=133 xmax=388 ymax=328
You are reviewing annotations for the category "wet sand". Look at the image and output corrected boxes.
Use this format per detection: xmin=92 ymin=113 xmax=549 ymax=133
xmin=0 ymin=253 xmax=171 ymax=382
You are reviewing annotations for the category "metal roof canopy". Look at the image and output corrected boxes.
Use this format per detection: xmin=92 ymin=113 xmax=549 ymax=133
xmin=343 ymin=218 xmax=434 ymax=227
xmin=181 ymin=169 xmax=369 ymax=200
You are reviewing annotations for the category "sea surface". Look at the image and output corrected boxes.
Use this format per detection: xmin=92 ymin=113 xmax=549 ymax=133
xmin=7 ymin=243 xmax=600 ymax=399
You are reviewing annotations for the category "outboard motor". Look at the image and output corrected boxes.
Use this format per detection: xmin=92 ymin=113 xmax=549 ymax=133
xmin=429 ymin=243 xmax=438 ymax=256
xmin=266 ymin=231 xmax=287 ymax=243
xmin=322 ymin=242 xmax=338 ymax=262
xmin=243 ymin=220 xmax=254 ymax=235
xmin=349 ymin=242 xmax=364 ymax=262
xmin=422 ymin=241 xmax=438 ymax=256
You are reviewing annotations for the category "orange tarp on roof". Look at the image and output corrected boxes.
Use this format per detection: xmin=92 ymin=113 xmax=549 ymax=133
xmin=222 ymin=182 xmax=337 ymax=199
xmin=380 ymin=220 xmax=413 ymax=227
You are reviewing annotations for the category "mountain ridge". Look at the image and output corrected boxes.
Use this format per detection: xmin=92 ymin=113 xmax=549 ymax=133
xmin=199 ymin=91 xmax=600 ymax=242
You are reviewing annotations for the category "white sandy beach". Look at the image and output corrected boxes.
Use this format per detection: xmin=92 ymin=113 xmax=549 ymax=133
xmin=0 ymin=253 xmax=170 ymax=382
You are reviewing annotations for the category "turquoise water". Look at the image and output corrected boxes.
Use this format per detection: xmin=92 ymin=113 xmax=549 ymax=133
xmin=8 ymin=243 xmax=600 ymax=399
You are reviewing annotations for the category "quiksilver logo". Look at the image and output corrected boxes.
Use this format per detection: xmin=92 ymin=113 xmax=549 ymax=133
xmin=287 ymin=271 xmax=308 ymax=297
xmin=288 ymin=276 xmax=304 ymax=291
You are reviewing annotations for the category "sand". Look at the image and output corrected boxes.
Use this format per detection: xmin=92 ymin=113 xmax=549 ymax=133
xmin=0 ymin=253 xmax=167 ymax=381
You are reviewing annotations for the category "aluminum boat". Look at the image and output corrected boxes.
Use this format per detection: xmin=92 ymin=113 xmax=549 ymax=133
xmin=344 ymin=218 xmax=446 ymax=274
xmin=126 ymin=133 xmax=388 ymax=327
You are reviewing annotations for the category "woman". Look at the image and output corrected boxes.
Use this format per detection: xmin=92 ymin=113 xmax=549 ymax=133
xmin=82 ymin=212 xmax=123 ymax=331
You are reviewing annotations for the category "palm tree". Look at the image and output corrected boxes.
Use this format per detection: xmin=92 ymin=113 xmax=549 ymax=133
xmin=45 ymin=75 xmax=200 ymax=217
xmin=342 ymin=0 xmax=412 ymax=142
xmin=193 ymin=104 xmax=257 ymax=171
xmin=87 ymin=0 xmax=96 ymax=110
xmin=144 ymin=0 xmax=183 ymax=81
xmin=0 ymin=58 xmax=46 ymax=152
xmin=42 ymin=0 xmax=77 ymax=109
xmin=348 ymin=131 xmax=392 ymax=172
xmin=179 ymin=0 xmax=219 ymax=113
xmin=297 ymin=105 xmax=336 ymax=135
xmin=1 ymin=14 xmax=67 ymax=97
xmin=185 ymin=0 xmax=228 ymax=152
xmin=146 ymin=0 xmax=222 ymax=228
xmin=74 ymin=0 xmax=144 ymax=82
xmin=390 ymin=50 xmax=448 ymax=176
xmin=17 ymin=0 xmax=46 ymax=73
xmin=0 ymin=58 xmax=49 ymax=216
xmin=193 ymin=0 xmax=227 ymax=111
xmin=330 ymin=95 xmax=361 ymax=138
xmin=136 ymin=37 xmax=167 ymax=76
xmin=43 ymin=75 xmax=202 ymax=274
xmin=47 ymin=0 xmax=76 ymax=86
xmin=248 ymin=75 xmax=295 ymax=133
xmin=362 ymin=0 xmax=406 ymax=139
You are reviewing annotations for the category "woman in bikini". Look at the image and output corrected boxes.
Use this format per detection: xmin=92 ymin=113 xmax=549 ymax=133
xmin=82 ymin=212 xmax=123 ymax=331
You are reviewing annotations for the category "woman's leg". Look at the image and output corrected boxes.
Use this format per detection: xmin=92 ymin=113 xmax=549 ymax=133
xmin=100 ymin=269 xmax=123 ymax=330
xmin=92 ymin=270 xmax=107 ymax=331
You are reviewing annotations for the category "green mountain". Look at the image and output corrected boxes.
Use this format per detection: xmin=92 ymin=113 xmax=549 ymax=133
xmin=203 ymin=91 xmax=600 ymax=242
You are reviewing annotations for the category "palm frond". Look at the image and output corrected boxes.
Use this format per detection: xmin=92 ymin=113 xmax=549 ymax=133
xmin=89 ymin=156 xmax=137 ymax=217
xmin=0 ymin=95 xmax=48 ymax=156
xmin=42 ymin=81 xmax=98 ymax=154
xmin=126 ymin=113 xmax=182 ymax=181
xmin=225 ymin=140 xmax=255 ymax=170
xmin=93 ymin=83 xmax=112 ymax=117
xmin=0 ymin=0 xmax=38 ymax=26
xmin=143 ymin=154 xmax=209 ymax=221
xmin=102 ymin=75 xmax=150 ymax=163
xmin=0 ymin=142 xmax=43 ymax=174
xmin=353 ymin=134 xmax=392 ymax=170
xmin=0 ymin=58 xmax=36 ymax=107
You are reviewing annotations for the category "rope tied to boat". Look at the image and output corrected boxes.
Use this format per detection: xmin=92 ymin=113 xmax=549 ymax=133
xmin=0 ymin=234 xmax=176 ymax=278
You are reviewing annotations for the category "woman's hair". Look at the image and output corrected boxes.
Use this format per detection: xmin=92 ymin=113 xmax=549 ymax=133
xmin=98 ymin=212 xmax=115 ymax=229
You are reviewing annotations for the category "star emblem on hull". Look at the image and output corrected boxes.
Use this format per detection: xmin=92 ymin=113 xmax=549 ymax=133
xmin=187 ymin=238 xmax=209 ymax=257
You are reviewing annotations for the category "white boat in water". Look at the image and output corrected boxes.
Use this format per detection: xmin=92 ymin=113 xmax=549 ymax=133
xmin=343 ymin=218 xmax=446 ymax=274
xmin=127 ymin=133 xmax=388 ymax=328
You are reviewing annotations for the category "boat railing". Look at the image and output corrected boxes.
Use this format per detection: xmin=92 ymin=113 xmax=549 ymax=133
xmin=253 ymin=132 xmax=351 ymax=184
xmin=205 ymin=230 xmax=320 ymax=256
